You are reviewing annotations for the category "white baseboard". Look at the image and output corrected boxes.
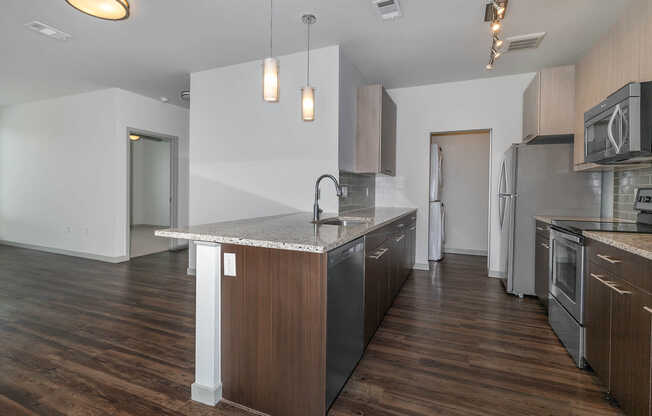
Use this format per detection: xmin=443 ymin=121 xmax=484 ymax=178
xmin=191 ymin=382 xmax=222 ymax=406
xmin=0 ymin=240 xmax=129 ymax=263
xmin=187 ymin=267 xmax=196 ymax=276
xmin=443 ymin=247 xmax=488 ymax=256
xmin=413 ymin=262 xmax=430 ymax=271
xmin=488 ymin=269 xmax=505 ymax=278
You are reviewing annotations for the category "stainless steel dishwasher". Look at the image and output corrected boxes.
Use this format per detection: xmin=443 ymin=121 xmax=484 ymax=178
xmin=325 ymin=237 xmax=365 ymax=410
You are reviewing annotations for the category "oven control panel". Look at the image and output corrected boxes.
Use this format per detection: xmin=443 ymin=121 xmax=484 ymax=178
xmin=635 ymin=187 xmax=652 ymax=212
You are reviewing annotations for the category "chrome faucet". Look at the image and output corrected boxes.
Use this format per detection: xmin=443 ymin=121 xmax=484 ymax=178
xmin=313 ymin=174 xmax=343 ymax=222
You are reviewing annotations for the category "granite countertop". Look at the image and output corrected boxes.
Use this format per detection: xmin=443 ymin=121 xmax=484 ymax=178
xmin=534 ymin=215 xmax=633 ymax=224
xmin=583 ymin=232 xmax=652 ymax=261
xmin=155 ymin=207 xmax=417 ymax=253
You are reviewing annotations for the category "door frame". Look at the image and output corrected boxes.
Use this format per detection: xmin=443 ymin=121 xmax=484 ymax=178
xmin=126 ymin=127 xmax=179 ymax=258
xmin=428 ymin=129 xmax=493 ymax=272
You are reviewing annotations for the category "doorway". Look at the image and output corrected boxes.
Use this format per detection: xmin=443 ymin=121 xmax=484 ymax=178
xmin=128 ymin=129 xmax=178 ymax=258
xmin=429 ymin=130 xmax=491 ymax=259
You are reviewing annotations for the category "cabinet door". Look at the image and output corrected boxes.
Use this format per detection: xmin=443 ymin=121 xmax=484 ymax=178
xmin=626 ymin=287 xmax=652 ymax=416
xmin=380 ymin=88 xmax=397 ymax=176
xmin=640 ymin=0 xmax=652 ymax=82
xmin=364 ymin=251 xmax=381 ymax=345
xmin=610 ymin=279 xmax=634 ymax=412
xmin=584 ymin=271 xmax=613 ymax=388
xmin=522 ymin=72 xmax=540 ymax=141
xmin=539 ymin=66 xmax=575 ymax=137
xmin=610 ymin=0 xmax=642 ymax=91
xmin=534 ymin=235 xmax=550 ymax=306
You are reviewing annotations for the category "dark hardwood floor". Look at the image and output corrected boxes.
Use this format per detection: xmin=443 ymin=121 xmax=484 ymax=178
xmin=0 ymin=247 xmax=621 ymax=415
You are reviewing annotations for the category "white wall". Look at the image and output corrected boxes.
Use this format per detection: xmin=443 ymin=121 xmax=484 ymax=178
xmin=431 ymin=131 xmax=490 ymax=255
xmin=0 ymin=88 xmax=189 ymax=261
xmin=131 ymin=138 xmax=171 ymax=226
xmin=375 ymin=73 xmax=536 ymax=272
xmin=188 ymin=45 xmax=341 ymax=269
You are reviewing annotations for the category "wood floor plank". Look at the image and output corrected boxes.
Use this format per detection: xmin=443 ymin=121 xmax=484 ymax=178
xmin=0 ymin=246 xmax=622 ymax=415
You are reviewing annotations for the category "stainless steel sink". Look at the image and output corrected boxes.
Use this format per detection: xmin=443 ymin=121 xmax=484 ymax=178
xmin=313 ymin=217 xmax=371 ymax=226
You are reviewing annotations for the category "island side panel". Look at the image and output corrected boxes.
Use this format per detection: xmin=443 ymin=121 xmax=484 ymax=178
xmin=220 ymin=244 xmax=327 ymax=416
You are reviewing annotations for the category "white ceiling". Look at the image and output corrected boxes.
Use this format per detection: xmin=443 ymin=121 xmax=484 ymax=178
xmin=0 ymin=0 xmax=631 ymax=108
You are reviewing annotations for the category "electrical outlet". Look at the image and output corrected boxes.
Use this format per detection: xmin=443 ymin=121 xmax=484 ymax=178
xmin=224 ymin=253 xmax=237 ymax=277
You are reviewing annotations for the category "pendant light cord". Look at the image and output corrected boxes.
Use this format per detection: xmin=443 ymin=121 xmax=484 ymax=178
xmin=306 ymin=21 xmax=311 ymax=86
xmin=269 ymin=0 xmax=273 ymax=57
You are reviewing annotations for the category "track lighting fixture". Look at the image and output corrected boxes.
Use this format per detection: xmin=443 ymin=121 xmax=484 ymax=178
xmin=484 ymin=1 xmax=508 ymax=70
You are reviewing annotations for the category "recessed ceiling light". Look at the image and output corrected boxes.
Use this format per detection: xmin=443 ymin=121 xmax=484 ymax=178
xmin=25 ymin=21 xmax=72 ymax=41
xmin=160 ymin=97 xmax=169 ymax=103
xmin=129 ymin=134 xmax=141 ymax=141
xmin=65 ymin=0 xmax=130 ymax=21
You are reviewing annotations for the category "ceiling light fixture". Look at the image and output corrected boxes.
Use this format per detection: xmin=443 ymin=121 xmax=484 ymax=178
xmin=65 ymin=0 xmax=130 ymax=21
xmin=301 ymin=14 xmax=317 ymax=122
xmin=484 ymin=1 xmax=508 ymax=70
xmin=263 ymin=0 xmax=280 ymax=102
xmin=129 ymin=134 xmax=141 ymax=141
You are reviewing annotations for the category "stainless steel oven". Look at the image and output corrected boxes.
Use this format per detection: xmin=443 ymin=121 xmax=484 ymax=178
xmin=584 ymin=81 xmax=652 ymax=164
xmin=550 ymin=229 xmax=584 ymax=323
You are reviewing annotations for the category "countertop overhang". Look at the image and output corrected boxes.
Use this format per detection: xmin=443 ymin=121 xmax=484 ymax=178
xmin=155 ymin=207 xmax=417 ymax=253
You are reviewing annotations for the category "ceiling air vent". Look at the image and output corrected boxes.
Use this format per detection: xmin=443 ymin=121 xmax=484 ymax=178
xmin=372 ymin=0 xmax=402 ymax=20
xmin=25 ymin=21 xmax=72 ymax=41
xmin=504 ymin=32 xmax=546 ymax=52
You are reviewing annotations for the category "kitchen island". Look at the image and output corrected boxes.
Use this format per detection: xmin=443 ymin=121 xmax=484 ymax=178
xmin=156 ymin=207 xmax=417 ymax=415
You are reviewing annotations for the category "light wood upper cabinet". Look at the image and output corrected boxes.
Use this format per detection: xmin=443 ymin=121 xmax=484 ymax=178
xmin=522 ymin=65 xmax=575 ymax=142
xmin=573 ymin=0 xmax=651 ymax=171
xmin=355 ymin=84 xmax=397 ymax=176
xmin=640 ymin=0 xmax=652 ymax=82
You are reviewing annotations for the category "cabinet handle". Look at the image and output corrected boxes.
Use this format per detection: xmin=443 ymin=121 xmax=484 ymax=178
xmin=596 ymin=254 xmax=622 ymax=264
xmin=395 ymin=234 xmax=405 ymax=243
xmin=397 ymin=224 xmax=405 ymax=228
xmin=610 ymin=285 xmax=632 ymax=296
xmin=540 ymin=243 xmax=550 ymax=249
xmin=536 ymin=226 xmax=546 ymax=231
xmin=644 ymin=306 xmax=652 ymax=315
xmin=409 ymin=226 xmax=417 ymax=231
xmin=590 ymin=273 xmax=616 ymax=287
xmin=367 ymin=248 xmax=388 ymax=260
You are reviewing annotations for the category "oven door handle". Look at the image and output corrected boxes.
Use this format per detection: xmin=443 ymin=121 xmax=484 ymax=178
xmin=551 ymin=229 xmax=582 ymax=244
xmin=607 ymin=105 xmax=622 ymax=153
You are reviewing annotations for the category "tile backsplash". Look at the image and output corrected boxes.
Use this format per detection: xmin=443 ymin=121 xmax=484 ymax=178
xmin=613 ymin=167 xmax=652 ymax=220
xmin=339 ymin=171 xmax=375 ymax=214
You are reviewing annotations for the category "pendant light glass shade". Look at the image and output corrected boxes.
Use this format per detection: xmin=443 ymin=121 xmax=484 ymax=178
xmin=65 ymin=0 xmax=130 ymax=20
xmin=301 ymin=87 xmax=315 ymax=122
xmin=263 ymin=57 xmax=280 ymax=102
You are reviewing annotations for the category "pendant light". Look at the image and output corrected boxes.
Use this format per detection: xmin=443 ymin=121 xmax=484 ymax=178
xmin=301 ymin=14 xmax=316 ymax=122
xmin=263 ymin=0 xmax=280 ymax=102
xmin=65 ymin=0 xmax=130 ymax=21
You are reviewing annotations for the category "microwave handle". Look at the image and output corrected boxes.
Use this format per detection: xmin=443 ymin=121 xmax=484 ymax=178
xmin=607 ymin=105 xmax=622 ymax=153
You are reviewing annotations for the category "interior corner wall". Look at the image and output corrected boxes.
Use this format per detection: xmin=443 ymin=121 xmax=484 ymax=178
xmin=188 ymin=45 xmax=341 ymax=270
xmin=0 ymin=88 xmax=189 ymax=261
xmin=374 ymin=73 xmax=536 ymax=273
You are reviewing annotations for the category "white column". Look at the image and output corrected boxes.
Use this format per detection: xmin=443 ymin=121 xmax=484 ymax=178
xmin=190 ymin=241 xmax=223 ymax=406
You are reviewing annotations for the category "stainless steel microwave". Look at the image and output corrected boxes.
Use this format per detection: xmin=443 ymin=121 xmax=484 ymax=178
xmin=584 ymin=82 xmax=652 ymax=164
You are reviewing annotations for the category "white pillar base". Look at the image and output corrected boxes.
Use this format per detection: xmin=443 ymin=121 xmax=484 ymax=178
xmin=192 ymin=241 xmax=223 ymax=407
xmin=191 ymin=382 xmax=222 ymax=406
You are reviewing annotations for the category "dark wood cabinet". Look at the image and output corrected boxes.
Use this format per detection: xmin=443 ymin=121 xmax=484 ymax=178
xmin=363 ymin=214 xmax=417 ymax=346
xmin=584 ymin=270 xmax=613 ymax=389
xmin=585 ymin=238 xmax=652 ymax=416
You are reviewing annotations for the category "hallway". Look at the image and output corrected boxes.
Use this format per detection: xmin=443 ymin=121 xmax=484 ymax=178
xmin=0 ymin=248 xmax=620 ymax=415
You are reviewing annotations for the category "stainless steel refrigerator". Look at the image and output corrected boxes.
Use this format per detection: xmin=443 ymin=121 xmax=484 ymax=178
xmin=498 ymin=143 xmax=602 ymax=296
xmin=429 ymin=144 xmax=444 ymax=261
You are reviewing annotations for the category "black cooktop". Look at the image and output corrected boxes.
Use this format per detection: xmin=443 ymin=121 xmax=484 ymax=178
xmin=551 ymin=220 xmax=652 ymax=235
